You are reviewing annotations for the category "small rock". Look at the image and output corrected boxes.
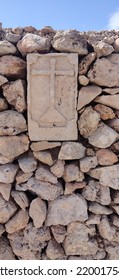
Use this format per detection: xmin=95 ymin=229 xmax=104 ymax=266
xmin=64 ymin=182 xmax=86 ymax=195
xmin=86 ymin=214 xmax=101 ymax=225
xmin=0 ymin=40 xmax=17 ymax=56
xmin=82 ymin=180 xmax=100 ymax=201
xmin=16 ymin=170 xmax=33 ymax=184
xmin=0 ymin=55 xmax=26 ymax=79
xmin=52 ymin=30 xmax=88 ymax=55
xmin=94 ymin=104 xmax=115 ymax=120
xmin=11 ymin=191 xmax=29 ymax=209
xmin=5 ymin=32 xmax=22 ymax=44
xmin=2 ymin=80 xmax=26 ymax=113
xmin=98 ymin=216 xmax=116 ymax=241
xmin=58 ymin=142 xmax=86 ymax=160
xmin=5 ymin=209 xmax=29 ymax=234
xmin=0 ymin=183 xmax=12 ymax=201
xmin=0 ymin=237 xmax=15 ymax=259
xmin=0 ymin=164 xmax=18 ymax=183
xmin=51 ymin=225 xmax=66 ymax=243
xmin=112 ymin=205 xmax=119 ymax=215
xmin=86 ymin=148 xmax=95 ymax=156
xmin=96 ymin=148 xmax=118 ymax=165
xmin=17 ymin=33 xmax=51 ymax=56
xmin=88 ymin=123 xmax=118 ymax=148
xmin=33 ymin=150 xmax=55 ymax=166
xmin=108 ymin=118 xmax=119 ymax=132
xmin=106 ymin=243 xmax=119 ymax=260
xmin=18 ymin=154 xmax=37 ymax=173
xmin=89 ymin=202 xmax=112 ymax=215
xmin=0 ymin=74 xmax=8 ymax=86
xmin=78 ymin=75 xmax=89 ymax=86
xmin=29 ymin=197 xmax=47 ymax=228
xmin=0 ymin=225 xmax=5 ymax=236
xmin=78 ymin=106 xmax=100 ymax=138
xmin=112 ymin=191 xmax=119 ymax=203
xmin=79 ymin=52 xmax=96 ymax=75
xmin=46 ymin=239 xmax=66 ymax=260
xmin=94 ymin=94 xmax=119 ymax=110
xmin=103 ymin=87 xmax=119 ymax=95
xmin=93 ymin=41 xmax=114 ymax=58
xmin=112 ymin=215 xmax=119 ymax=227
xmin=0 ymin=110 xmax=27 ymax=136
xmin=77 ymin=85 xmax=102 ymax=110
xmin=98 ymin=185 xmax=111 ymax=206
xmin=30 ymin=141 xmax=61 ymax=151
xmin=0 ymin=195 xmax=17 ymax=223
xmin=50 ymin=160 xmax=65 ymax=178
xmin=113 ymin=38 xmax=119 ymax=52
xmin=63 ymin=162 xmax=84 ymax=182
xmin=35 ymin=165 xmax=57 ymax=184
xmin=80 ymin=156 xmax=98 ymax=172
xmin=0 ymin=98 xmax=8 ymax=111
xmin=46 ymin=194 xmax=88 ymax=226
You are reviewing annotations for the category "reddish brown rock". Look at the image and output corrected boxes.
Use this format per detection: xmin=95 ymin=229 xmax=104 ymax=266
xmin=96 ymin=149 xmax=118 ymax=166
xmin=29 ymin=197 xmax=47 ymax=228
xmin=0 ymin=55 xmax=26 ymax=79
xmin=94 ymin=104 xmax=115 ymax=120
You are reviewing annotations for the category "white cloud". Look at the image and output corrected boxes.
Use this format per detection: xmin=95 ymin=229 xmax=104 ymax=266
xmin=107 ymin=9 xmax=119 ymax=30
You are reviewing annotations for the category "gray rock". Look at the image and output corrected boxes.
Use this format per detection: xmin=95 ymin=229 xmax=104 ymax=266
xmin=0 ymin=110 xmax=27 ymax=135
xmin=58 ymin=142 xmax=86 ymax=160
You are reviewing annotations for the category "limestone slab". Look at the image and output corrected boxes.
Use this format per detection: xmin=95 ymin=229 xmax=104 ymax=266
xmin=27 ymin=53 xmax=78 ymax=140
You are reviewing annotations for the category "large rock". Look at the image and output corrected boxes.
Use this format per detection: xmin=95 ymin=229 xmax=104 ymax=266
xmin=17 ymin=33 xmax=51 ymax=56
xmin=0 ymin=195 xmax=17 ymax=223
xmin=0 ymin=164 xmax=18 ymax=183
xmin=0 ymin=55 xmax=26 ymax=79
xmin=0 ymin=40 xmax=17 ymax=56
xmin=52 ymin=30 xmax=88 ymax=55
xmin=5 ymin=209 xmax=29 ymax=234
xmin=46 ymin=194 xmax=88 ymax=226
xmin=94 ymin=94 xmax=119 ymax=110
xmin=29 ymin=197 xmax=47 ymax=228
xmin=2 ymin=80 xmax=26 ymax=113
xmin=87 ymin=54 xmax=119 ymax=87
xmin=89 ymin=165 xmax=119 ymax=189
xmin=58 ymin=142 xmax=86 ymax=160
xmin=0 ymin=134 xmax=29 ymax=164
xmin=88 ymin=123 xmax=118 ymax=148
xmin=0 ymin=237 xmax=15 ymax=259
xmin=78 ymin=106 xmax=100 ymax=137
xmin=77 ymin=85 xmax=102 ymax=110
xmin=78 ymin=52 xmax=96 ymax=75
xmin=0 ymin=110 xmax=27 ymax=135
xmin=63 ymin=222 xmax=98 ymax=256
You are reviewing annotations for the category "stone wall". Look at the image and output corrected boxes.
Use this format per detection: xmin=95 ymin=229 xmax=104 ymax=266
xmin=0 ymin=25 xmax=119 ymax=259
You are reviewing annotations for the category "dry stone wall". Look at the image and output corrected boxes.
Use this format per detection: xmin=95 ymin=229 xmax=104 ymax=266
xmin=0 ymin=25 xmax=119 ymax=259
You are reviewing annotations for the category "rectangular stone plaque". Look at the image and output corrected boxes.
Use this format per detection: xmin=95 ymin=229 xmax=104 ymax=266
xmin=27 ymin=53 xmax=78 ymax=141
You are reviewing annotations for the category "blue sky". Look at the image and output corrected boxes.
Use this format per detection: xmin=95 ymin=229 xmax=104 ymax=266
xmin=1 ymin=0 xmax=119 ymax=31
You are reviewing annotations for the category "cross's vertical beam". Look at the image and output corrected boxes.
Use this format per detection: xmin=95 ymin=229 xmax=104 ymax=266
xmin=50 ymin=59 xmax=56 ymax=107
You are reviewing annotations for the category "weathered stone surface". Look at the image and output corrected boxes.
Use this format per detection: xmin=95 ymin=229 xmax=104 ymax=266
xmin=51 ymin=225 xmax=66 ymax=243
xmin=0 ymin=110 xmax=27 ymax=136
xmin=29 ymin=197 xmax=47 ymax=228
xmin=88 ymin=123 xmax=118 ymax=148
xmin=82 ymin=180 xmax=100 ymax=202
xmin=33 ymin=150 xmax=55 ymax=166
xmin=64 ymin=182 xmax=86 ymax=195
xmin=27 ymin=53 xmax=78 ymax=141
xmin=79 ymin=52 xmax=96 ymax=75
xmin=58 ymin=142 xmax=86 ymax=160
xmin=96 ymin=148 xmax=118 ymax=165
xmin=0 ymin=74 xmax=8 ymax=86
xmin=52 ymin=30 xmax=88 ymax=55
xmin=0 ymin=164 xmax=18 ymax=183
xmin=78 ymin=106 xmax=100 ymax=138
xmin=18 ymin=154 xmax=37 ymax=173
xmin=86 ymin=214 xmax=101 ymax=225
xmin=0 ymin=55 xmax=26 ymax=79
xmin=35 ymin=165 xmax=57 ymax=184
xmin=31 ymin=141 xmax=61 ymax=151
xmin=17 ymin=33 xmax=51 ymax=56
xmin=5 ymin=210 xmax=29 ymax=234
xmin=94 ymin=94 xmax=119 ymax=110
xmin=112 ymin=192 xmax=119 ymax=204
xmin=108 ymin=119 xmax=119 ymax=132
xmin=98 ymin=216 xmax=116 ymax=241
xmin=0 ymin=40 xmax=17 ymax=56
xmin=0 ymin=134 xmax=29 ymax=164
xmin=78 ymin=75 xmax=89 ymax=85
xmin=2 ymin=80 xmax=26 ymax=113
xmin=63 ymin=162 xmax=84 ymax=182
xmin=16 ymin=170 xmax=33 ymax=184
xmin=98 ymin=185 xmax=111 ymax=205
xmin=94 ymin=104 xmax=115 ymax=120
xmin=77 ymin=86 xmax=102 ymax=110
xmin=11 ymin=191 xmax=29 ymax=209
xmin=80 ymin=156 xmax=98 ymax=172
xmin=87 ymin=54 xmax=119 ymax=87
xmin=50 ymin=160 xmax=64 ymax=178
xmin=0 ymin=195 xmax=17 ymax=223
xmin=63 ymin=222 xmax=98 ymax=256
xmin=89 ymin=202 xmax=112 ymax=215
xmin=112 ymin=215 xmax=119 ymax=227
xmin=93 ymin=41 xmax=114 ymax=57
xmin=89 ymin=165 xmax=119 ymax=190
xmin=0 ymin=225 xmax=5 ymax=236
xmin=46 ymin=239 xmax=66 ymax=260
xmin=27 ymin=177 xmax=63 ymax=201
xmin=113 ymin=38 xmax=119 ymax=52
xmin=106 ymin=243 xmax=119 ymax=260
xmin=0 ymin=183 xmax=12 ymax=201
xmin=0 ymin=98 xmax=8 ymax=111
xmin=46 ymin=194 xmax=88 ymax=226
xmin=5 ymin=32 xmax=22 ymax=44
xmin=112 ymin=205 xmax=119 ymax=215
xmin=103 ymin=87 xmax=119 ymax=95
xmin=0 ymin=237 xmax=15 ymax=259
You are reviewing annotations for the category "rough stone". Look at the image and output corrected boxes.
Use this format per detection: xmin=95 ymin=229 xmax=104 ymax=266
xmin=0 ymin=134 xmax=29 ymax=164
xmin=0 ymin=183 xmax=12 ymax=201
xmin=88 ymin=123 xmax=118 ymax=148
xmin=27 ymin=53 xmax=78 ymax=141
xmin=94 ymin=94 xmax=119 ymax=110
xmin=0 ymin=98 xmax=8 ymax=111
xmin=5 ymin=210 xmax=29 ymax=234
xmin=112 ymin=206 xmax=119 ymax=215
xmin=94 ymin=104 xmax=115 ymax=120
xmin=96 ymin=148 xmax=118 ymax=165
xmin=27 ymin=177 xmax=63 ymax=201
xmin=80 ymin=156 xmax=98 ymax=172
xmin=17 ymin=33 xmax=51 ymax=56
xmin=0 ymin=74 xmax=8 ymax=86
xmin=33 ymin=150 xmax=55 ymax=166
xmin=5 ymin=32 xmax=22 ymax=44
xmin=35 ymin=165 xmax=57 ymax=184
xmin=78 ymin=52 xmax=96 ymax=75
xmin=18 ymin=154 xmax=37 ymax=173
xmin=78 ymin=75 xmax=89 ymax=86
xmin=98 ymin=185 xmax=111 ymax=205
xmin=64 ymin=182 xmax=86 ymax=195
xmin=98 ymin=216 xmax=116 ymax=241
xmin=50 ymin=160 xmax=65 ymax=178
xmin=0 ymin=55 xmax=26 ymax=79
xmin=82 ymin=180 xmax=100 ymax=202
xmin=77 ymin=85 xmax=102 ymax=110
xmin=0 ymin=195 xmax=17 ymax=223
xmin=106 ymin=243 xmax=119 ymax=260
xmin=93 ymin=41 xmax=114 ymax=57
xmin=0 ymin=110 xmax=27 ymax=136
xmin=46 ymin=194 xmax=88 ymax=226
xmin=16 ymin=170 xmax=33 ymax=184
xmin=103 ymin=87 xmax=119 ymax=94
xmin=0 ymin=225 xmax=5 ymax=236
xmin=2 ymin=80 xmax=26 ymax=113
xmin=51 ymin=225 xmax=66 ymax=243
xmin=108 ymin=119 xmax=119 ymax=132
xmin=78 ymin=106 xmax=100 ymax=138
xmin=112 ymin=192 xmax=119 ymax=204
xmin=31 ymin=141 xmax=61 ymax=151
xmin=0 ymin=40 xmax=17 ymax=56
xmin=46 ymin=239 xmax=66 ymax=260
xmin=63 ymin=162 xmax=84 ymax=182
xmin=52 ymin=30 xmax=88 ymax=55
xmin=0 ymin=164 xmax=18 ymax=183
xmin=89 ymin=202 xmax=112 ymax=215
xmin=11 ymin=191 xmax=29 ymax=209
xmin=112 ymin=215 xmax=119 ymax=227
xmin=0 ymin=237 xmax=15 ymax=259
xmin=86 ymin=214 xmax=101 ymax=225
xmin=113 ymin=38 xmax=119 ymax=52
xmin=29 ymin=197 xmax=47 ymax=228
xmin=58 ymin=142 xmax=86 ymax=160
xmin=63 ymin=222 xmax=98 ymax=256
xmin=87 ymin=54 xmax=119 ymax=87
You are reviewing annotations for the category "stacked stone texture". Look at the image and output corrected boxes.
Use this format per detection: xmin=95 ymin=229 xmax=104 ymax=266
xmin=0 ymin=25 xmax=119 ymax=259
